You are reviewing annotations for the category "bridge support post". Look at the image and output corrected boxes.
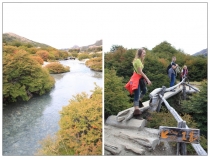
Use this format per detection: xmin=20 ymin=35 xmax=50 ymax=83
xmin=177 ymin=121 xmax=187 ymax=155
xmin=186 ymin=76 xmax=191 ymax=90
xmin=183 ymin=82 xmax=186 ymax=100
xmin=156 ymin=86 xmax=166 ymax=112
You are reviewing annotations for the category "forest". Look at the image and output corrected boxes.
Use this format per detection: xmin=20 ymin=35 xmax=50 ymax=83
xmin=104 ymin=41 xmax=207 ymax=154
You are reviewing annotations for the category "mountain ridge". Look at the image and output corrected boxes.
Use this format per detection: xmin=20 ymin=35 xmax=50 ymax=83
xmin=3 ymin=32 xmax=52 ymax=48
xmin=69 ymin=39 xmax=102 ymax=51
xmin=192 ymin=48 xmax=207 ymax=57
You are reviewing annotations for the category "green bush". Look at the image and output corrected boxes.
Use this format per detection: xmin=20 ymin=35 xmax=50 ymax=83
xmin=181 ymin=80 xmax=207 ymax=136
xmin=146 ymin=111 xmax=197 ymax=129
xmin=104 ymin=69 xmax=131 ymax=119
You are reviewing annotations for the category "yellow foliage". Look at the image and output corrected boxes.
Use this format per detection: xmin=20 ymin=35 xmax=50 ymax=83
xmin=37 ymin=85 xmax=102 ymax=155
xmin=158 ymin=58 xmax=168 ymax=67
xmin=36 ymin=50 xmax=49 ymax=61
xmin=31 ymin=55 xmax=44 ymax=65
xmin=85 ymin=57 xmax=102 ymax=72
xmin=45 ymin=62 xmax=70 ymax=74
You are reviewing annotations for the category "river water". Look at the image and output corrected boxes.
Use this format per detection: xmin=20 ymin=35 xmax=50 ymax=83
xmin=2 ymin=59 xmax=103 ymax=156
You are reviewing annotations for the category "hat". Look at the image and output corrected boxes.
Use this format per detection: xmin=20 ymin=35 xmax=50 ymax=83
xmin=171 ymin=63 xmax=176 ymax=66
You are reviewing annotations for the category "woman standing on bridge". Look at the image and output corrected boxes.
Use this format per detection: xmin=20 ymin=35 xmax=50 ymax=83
xmin=125 ymin=48 xmax=152 ymax=116
xmin=179 ymin=65 xmax=188 ymax=88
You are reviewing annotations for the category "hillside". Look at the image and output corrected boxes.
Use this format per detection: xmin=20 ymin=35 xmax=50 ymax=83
xmin=192 ymin=48 xmax=207 ymax=57
xmin=3 ymin=32 xmax=52 ymax=48
xmin=69 ymin=39 xmax=102 ymax=51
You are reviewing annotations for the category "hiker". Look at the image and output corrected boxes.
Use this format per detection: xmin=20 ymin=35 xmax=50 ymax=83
xmin=125 ymin=48 xmax=151 ymax=116
xmin=168 ymin=63 xmax=177 ymax=90
xmin=171 ymin=56 xmax=177 ymax=64
xmin=179 ymin=65 xmax=188 ymax=88
xmin=171 ymin=56 xmax=179 ymax=75
xmin=167 ymin=56 xmax=179 ymax=85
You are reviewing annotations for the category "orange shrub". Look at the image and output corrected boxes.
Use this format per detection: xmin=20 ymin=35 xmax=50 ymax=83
xmin=45 ymin=62 xmax=70 ymax=74
xmin=36 ymin=85 xmax=102 ymax=155
xmin=85 ymin=57 xmax=102 ymax=72
xmin=31 ymin=56 xmax=44 ymax=65
xmin=158 ymin=58 xmax=168 ymax=67
xmin=36 ymin=50 xmax=49 ymax=61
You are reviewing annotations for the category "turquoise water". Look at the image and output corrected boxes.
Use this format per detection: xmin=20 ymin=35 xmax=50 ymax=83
xmin=3 ymin=59 xmax=103 ymax=156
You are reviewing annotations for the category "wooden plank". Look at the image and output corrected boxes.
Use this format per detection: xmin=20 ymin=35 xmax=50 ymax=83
xmin=159 ymin=126 xmax=200 ymax=144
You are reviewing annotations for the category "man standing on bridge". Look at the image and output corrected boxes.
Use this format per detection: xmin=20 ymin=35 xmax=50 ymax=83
xmin=168 ymin=62 xmax=177 ymax=90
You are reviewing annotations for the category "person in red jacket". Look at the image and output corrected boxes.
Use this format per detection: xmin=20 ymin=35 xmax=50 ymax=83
xmin=125 ymin=48 xmax=151 ymax=116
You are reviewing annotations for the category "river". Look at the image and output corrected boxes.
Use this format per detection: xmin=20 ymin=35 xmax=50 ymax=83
xmin=2 ymin=59 xmax=103 ymax=156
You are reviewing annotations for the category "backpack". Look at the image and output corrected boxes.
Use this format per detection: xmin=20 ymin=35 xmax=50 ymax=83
xmin=166 ymin=64 xmax=171 ymax=74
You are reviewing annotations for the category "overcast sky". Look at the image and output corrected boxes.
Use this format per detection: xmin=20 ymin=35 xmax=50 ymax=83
xmin=3 ymin=2 xmax=207 ymax=55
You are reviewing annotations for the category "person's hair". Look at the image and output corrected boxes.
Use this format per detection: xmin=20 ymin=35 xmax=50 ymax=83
xmin=172 ymin=56 xmax=176 ymax=60
xmin=133 ymin=48 xmax=145 ymax=62
xmin=183 ymin=65 xmax=187 ymax=69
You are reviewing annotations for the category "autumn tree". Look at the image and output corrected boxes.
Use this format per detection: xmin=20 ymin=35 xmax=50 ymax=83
xmin=37 ymin=85 xmax=102 ymax=155
xmin=85 ymin=56 xmax=102 ymax=72
xmin=77 ymin=53 xmax=90 ymax=60
xmin=45 ymin=62 xmax=70 ymax=74
xmin=31 ymin=55 xmax=44 ymax=65
xmin=58 ymin=50 xmax=69 ymax=59
xmin=27 ymin=47 xmax=39 ymax=54
xmin=3 ymin=50 xmax=55 ymax=103
xmin=36 ymin=50 xmax=49 ymax=61
xmin=89 ymin=52 xmax=102 ymax=58
xmin=3 ymin=45 xmax=18 ymax=55
xmin=70 ymin=52 xmax=79 ymax=58
xmin=69 ymin=48 xmax=80 ymax=53
xmin=185 ymin=57 xmax=207 ymax=81
xmin=48 ymin=50 xmax=59 ymax=60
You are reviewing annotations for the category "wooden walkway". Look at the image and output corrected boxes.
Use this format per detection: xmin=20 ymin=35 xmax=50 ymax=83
xmin=104 ymin=83 xmax=204 ymax=155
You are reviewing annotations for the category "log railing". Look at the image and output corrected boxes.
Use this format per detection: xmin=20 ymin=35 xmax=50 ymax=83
xmin=149 ymin=77 xmax=207 ymax=156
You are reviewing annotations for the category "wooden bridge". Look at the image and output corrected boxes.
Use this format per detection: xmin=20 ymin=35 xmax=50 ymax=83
xmin=68 ymin=56 xmax=76 ymax=60
xmin=105 ymin=78 xmax=207 ymax=156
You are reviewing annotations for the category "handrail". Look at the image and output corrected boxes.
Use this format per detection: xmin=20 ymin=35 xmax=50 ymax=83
xmin=150 ymin=78 xmax=186 ymax=98
xmin=159 ymin=95 xmax=207 ymax=156
xmin=149 ymin=79 xmax=207 ymax=156
xmin=159 ymin=95 xmax=183 ymax=122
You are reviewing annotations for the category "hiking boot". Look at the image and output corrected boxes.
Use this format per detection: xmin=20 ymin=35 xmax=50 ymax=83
xmin=139 ymin=100 xmax=144 ymax=108
xmin=133 ymin=109 xmax=142 ymax=116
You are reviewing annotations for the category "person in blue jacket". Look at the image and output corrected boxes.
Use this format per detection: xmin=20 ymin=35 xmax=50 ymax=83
xmin=168 ymin=62 xmax=177 ymax=91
